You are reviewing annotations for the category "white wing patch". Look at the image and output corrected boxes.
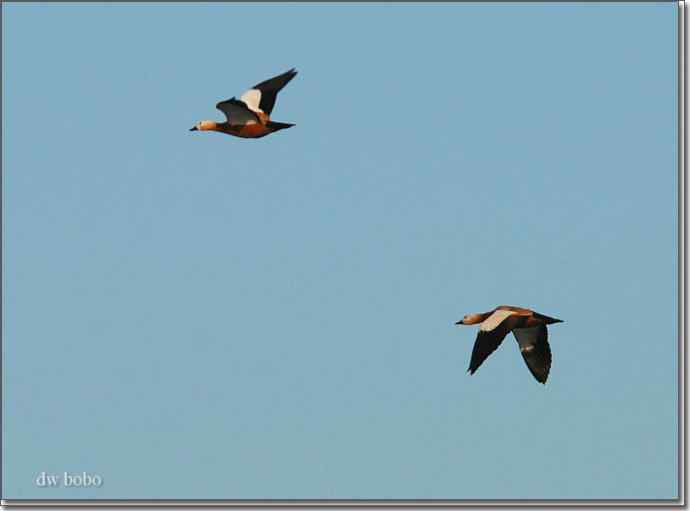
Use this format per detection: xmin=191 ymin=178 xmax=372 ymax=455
xmin=480 ymin=309 xmax=516 ymax=332
xmin=240 ymin=89 xmax=264 ymax=114
xmin=513 ymin=326 xmax=540 ymax=351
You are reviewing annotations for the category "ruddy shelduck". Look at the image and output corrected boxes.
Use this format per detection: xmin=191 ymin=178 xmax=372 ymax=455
xmin=455 ymin=305 xmax=563 ymax=384
xmin=190 ymin=68 xmax=297 ymax=139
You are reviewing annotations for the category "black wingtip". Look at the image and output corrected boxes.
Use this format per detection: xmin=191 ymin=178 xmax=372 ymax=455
xmin=282 ymin=69 xmax=298 ymax=82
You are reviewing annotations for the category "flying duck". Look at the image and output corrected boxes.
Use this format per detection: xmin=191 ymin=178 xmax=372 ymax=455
xmin=455 ymin=305 xmax=563 ymax=384
xmin=190 ymin=68 xmax=297 ymax=139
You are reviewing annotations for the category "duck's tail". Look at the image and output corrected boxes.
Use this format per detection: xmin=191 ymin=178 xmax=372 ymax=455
xmin=537 ymin=313 xmax=563 ymax=325
xmin=267 ymin=121 xmax=295 ymax=132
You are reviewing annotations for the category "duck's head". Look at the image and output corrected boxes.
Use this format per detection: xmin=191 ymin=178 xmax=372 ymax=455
xmin=455 ymin=313 xmax=485 ymax=326
xmin=190 ymin=120 xmax=218 ymax=132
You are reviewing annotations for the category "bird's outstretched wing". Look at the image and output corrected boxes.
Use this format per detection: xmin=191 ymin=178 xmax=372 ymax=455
xmin=513 ymin=324 xmax=552 ymax=384
xmin=215 ymin=98 xmax=261 ymax=125
xmin=239 ymin=68 xmax=297 ymax=116
xmin=468 ymin=309 xmax=518 ymax=375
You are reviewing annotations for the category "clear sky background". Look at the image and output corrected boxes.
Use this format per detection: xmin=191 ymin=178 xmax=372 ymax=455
xmin=2 ymin=2 xmax=678 ymax=501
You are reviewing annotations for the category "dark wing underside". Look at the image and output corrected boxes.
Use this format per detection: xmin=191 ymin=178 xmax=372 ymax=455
xmin=513 ymin=324 xmax=552 ymax=384
xmin=251 ymin=68 xmax=297 ymax=115
xmin=467 ymin=315 xmax=517 ymax=375
xmin=215 ymin=98 xmax=260 ymax=125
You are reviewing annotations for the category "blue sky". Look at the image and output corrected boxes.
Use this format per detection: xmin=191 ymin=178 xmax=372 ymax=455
xmin=2 ymin=2 xmax=678 ymax=500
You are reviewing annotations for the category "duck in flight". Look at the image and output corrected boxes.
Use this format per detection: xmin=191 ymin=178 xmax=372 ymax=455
xmin=455 ymin=305 xmax=563 ymax=384
xmin=190 ymin=68 xmax=297 ymax=139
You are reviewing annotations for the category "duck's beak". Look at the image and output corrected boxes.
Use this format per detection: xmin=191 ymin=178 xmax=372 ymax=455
xmin=455 ymin=319 xmax=464 ymax=325
xmin=189 ymin=126 xmax=198 ymax=131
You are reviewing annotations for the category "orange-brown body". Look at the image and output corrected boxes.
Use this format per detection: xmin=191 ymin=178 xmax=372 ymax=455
xmin=230 ymin=122 xmax=272 ymax=139
xmin=194 ymin=120 xmax=276 ymax=139
xmin=461 ymin=305 xmax=552 ymax=327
